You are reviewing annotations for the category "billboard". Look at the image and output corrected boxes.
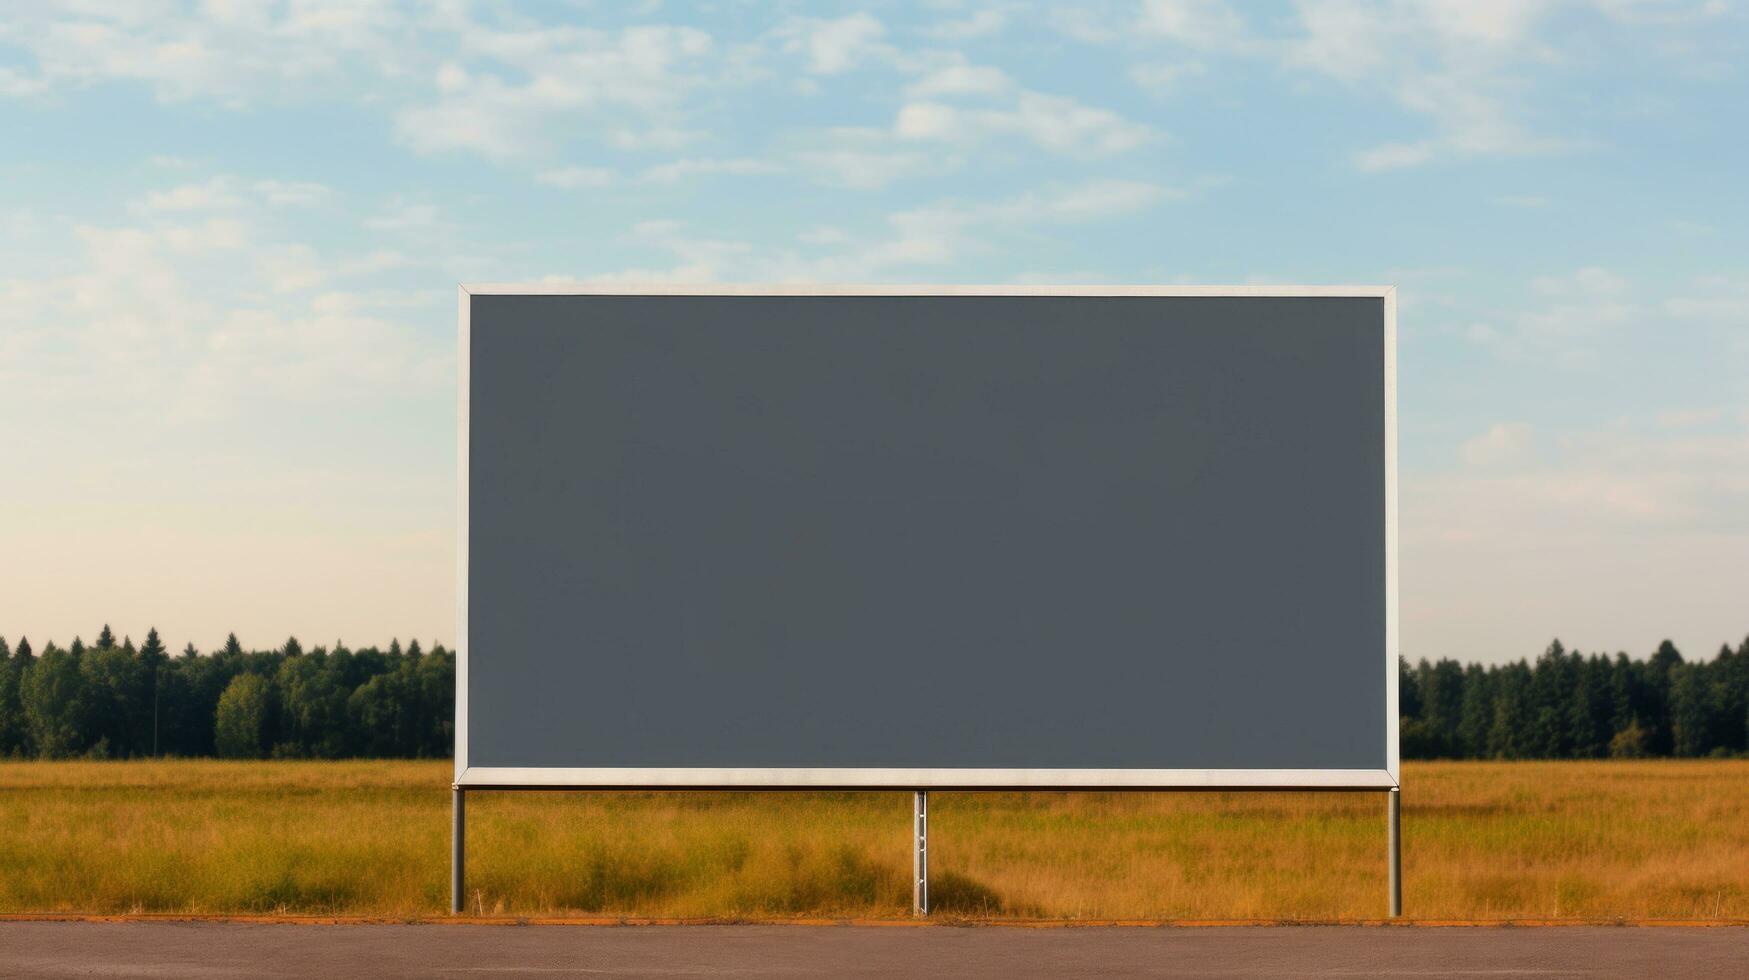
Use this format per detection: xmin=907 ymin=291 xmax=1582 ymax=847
xmin=456 ymin=286 xmax=1397 ymax=790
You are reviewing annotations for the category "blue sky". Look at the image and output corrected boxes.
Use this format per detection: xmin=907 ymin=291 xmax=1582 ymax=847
xmin=1 ymin=1 xmax=1745 ymax=664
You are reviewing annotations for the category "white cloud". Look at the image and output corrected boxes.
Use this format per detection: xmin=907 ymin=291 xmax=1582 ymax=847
xmin=133 ymin=178 xmax=245 ymax=213
xmin=849 ymin=181 xmax=1174 ymax=258
xmin=1095 ymin=0 xmax=1630 ymax=171
xmin=792 ymin=128 xmax=948 ymax=189
xmin=0 ymin=64 xmax=48 ymax=96
xmin=607 ymin=127 xmax=706 ymax=151
xmin=775 ymin=13 xmax=891 ymax=74
xmin=905 ymin=64 xmax=1012 ymax=97
xmin=994 ymin=179 xmax=1178 ymax=220
xmin=435 ymin=62 xmax=469 ymax=94
xmin=1136 ymin=0 xmax=1247 ymax=48
xmin=0 ymin=215 xmax=444 ymax=433
xmin=252 ymin=179 xmax=331 ymax=208
xmin=591 ymin=179 xmax=1183 ymax=283
xmin=1049 ymin=5 xmax=1123 ymax=43
xmin=797 ymin=226 xmax=853 ymax=246
xmin=1 ymin=4 xmax=1156 ymax=186
xmin=257 ymin=243 xmax=329 ymax=293
xmin=1286 ymin=0 xmax=1395 ymax=80
xmin=1283 ymin=0 xmax=1577 ymax=170
xmin=1465 ymin=266 xmax=1636 ymax=369
xmin=1404 ymin=414 xmax=1749 ymax=661
xmin=895 ymin=90 xmax=1156 ymax=156
xmin=256 ymin=244 xmax=409 ymax=294
xmin=1460 ymin=421 xmax=1536 ymax=467
xmin=130 ymin=175 xmax=331 ymax=214
xmin=922 ymin=8 xmax=1009 ymax=40
xmin=158 ymin=218 xmax=251 ymax=254
xmin=1658 ymin=407 xmax=1726 ymax=428
xmin=363 ymin=202 xmax=444 ymax=234
xmin=1664 ymin=274 xmax=1749 ymax=322
xmin=0 ymin=2 xmax=411 ymax=105
xmin=639 ymin=157 xmax=784 ymax=183
xmin=1000 ymin=92 xmax=1158 ymax=154
xmin=394 ymin=25 xmax=717 ymax=159
xmin=1353 ymin=140 xmax=1439 ymax=173
xmin=1534 ymin=266 xmax=1627 ymax=297
xmin=895 ymin=102 xmax=959 ymax=140
xmin=536 ymin=166 xmax=617 ymax=189
xmin=1129 ymin=60 xmax=1205 ymax=93
xmin=573 ymin=219 xmax=755 ymax=283
xmin=567 ymin=264 xmax=721 ymax=285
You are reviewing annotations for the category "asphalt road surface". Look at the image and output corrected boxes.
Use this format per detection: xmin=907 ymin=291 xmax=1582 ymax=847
xmin=1 ymin=922 xmax=1744 ymax=979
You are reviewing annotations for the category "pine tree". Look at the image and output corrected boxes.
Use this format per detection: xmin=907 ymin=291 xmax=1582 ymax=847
xmin=15 ymin=637 xmax=32 ymax=661
xmin=1424 ymin=659 xmax=1465 ymax=754
xmin=69 ymin=637 xmax=86 ymax=656
xmin=1527 ymin=641 xmax=1577 ymax=758
xmin=80 ymin=637 xmax=147 ymax=757
xmin=222 ymin=633 xmax=244 ymax=658
xmin=1645 ymin=640 xmax=1683 ymax=755
xmin=1650 ymin=639 xmax=1684 ymax=672
xmin=282 ymin=636 xmax=303 ymax=658
xmin=1567 ymin=654 xmax=1613 ymax=758
xmin=181 ymin=642 xmax=199 ymax=659
xmin=1456 ymin=664 xmax=1493 ymax=757
xmin=140 ymin=628 xmax=167 ymax=665
xmin=1713 ymin=643 xmax=1748 ymax=754
xmin=1608 ymin=652 xmax=1638 ymax=734
xmin=140 ymin=628 xmax=168 ymax=757
xmin=0 ymin=638 xmax=23 ymax=755
xmin=97 ymin=625 xmax=116 ymax=650
xmin=1669 ymin=665 xmax=1717 ymax=757
xmin=1488 ymin=661 xmax=1533 ymax=759
xmin=1397 ymin=657 xmax=1423 ymax=721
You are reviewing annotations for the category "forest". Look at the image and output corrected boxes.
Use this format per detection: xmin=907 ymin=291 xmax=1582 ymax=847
xmin=0 ymin=629 xmax=450 ymax=760
xmin=1399 ymin=637 xmax=1749 ymax=760
xmin=0 ymin=628 xmax=1745 ymax=760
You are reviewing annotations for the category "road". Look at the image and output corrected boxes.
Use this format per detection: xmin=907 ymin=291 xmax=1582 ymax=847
xmin=1 ymin=922 xmax=1743 ymax=979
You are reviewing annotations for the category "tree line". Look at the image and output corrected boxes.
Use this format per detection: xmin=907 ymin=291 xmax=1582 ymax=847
xmin=0 ymin=626 xmax=1745 ymax=760
xmin=0 ymin=628 xmax=450 ymax=759
xmin=1400 ymin=637 xmax=1749 ymax=759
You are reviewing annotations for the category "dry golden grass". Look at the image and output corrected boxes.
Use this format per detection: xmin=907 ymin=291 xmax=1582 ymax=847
xmin=1 ymin=760 xmax=1745 ymax=920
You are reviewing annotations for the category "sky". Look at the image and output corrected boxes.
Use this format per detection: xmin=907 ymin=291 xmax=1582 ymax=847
xmin=1 ymin=0 xmax=1745 ymax=665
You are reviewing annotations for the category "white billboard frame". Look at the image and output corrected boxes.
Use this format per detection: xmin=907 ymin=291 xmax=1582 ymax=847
xmin=454 ymin=284 xmax=1399 ymax=793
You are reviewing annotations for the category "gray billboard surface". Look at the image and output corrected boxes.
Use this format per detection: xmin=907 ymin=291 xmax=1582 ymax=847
xmin=457 ymin=287 xmax=1397 ymax=789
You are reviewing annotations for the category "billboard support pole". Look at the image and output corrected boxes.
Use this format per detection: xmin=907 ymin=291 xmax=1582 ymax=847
xmin=452 ymin=785 xmax=466 ymax=915
xmin=1387 ymin=787 xmax=1401 ymax=918
xmin=913 ymin=790 xmax=928 ymax=917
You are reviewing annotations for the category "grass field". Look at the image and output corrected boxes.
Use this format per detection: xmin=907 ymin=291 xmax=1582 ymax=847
xmin=1 ymin=760 xmax=1745 ymax=920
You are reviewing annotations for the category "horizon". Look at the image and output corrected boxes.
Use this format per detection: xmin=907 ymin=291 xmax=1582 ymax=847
xmin=4 ymin=622 xmax=1745 ymax=670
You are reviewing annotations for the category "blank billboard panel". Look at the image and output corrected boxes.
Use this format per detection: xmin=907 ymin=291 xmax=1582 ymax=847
xmin=457 ymin=287 xmax=1397 ymax=789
